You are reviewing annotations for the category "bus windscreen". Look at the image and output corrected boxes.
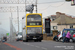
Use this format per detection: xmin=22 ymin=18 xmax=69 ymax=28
xmin=27 ymin=27 xmax=42 ymax=34
xmin=27 ymin=15 xmax=42 ymax=25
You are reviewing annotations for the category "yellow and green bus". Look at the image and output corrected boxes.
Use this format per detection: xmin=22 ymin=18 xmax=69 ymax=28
xmin=22 ymin=13 xmax=43 ymax=42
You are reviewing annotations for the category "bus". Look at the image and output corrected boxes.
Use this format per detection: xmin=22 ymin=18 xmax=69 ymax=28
xmin=22 ymin=13 xmax=43 ymax=42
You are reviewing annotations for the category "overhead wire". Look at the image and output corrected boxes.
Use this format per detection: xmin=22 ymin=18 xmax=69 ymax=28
xmin=37 ymin=1 xmax=66 ymax=18
xmin=37 ymin=1 xmax=65 ymax=4
xmin=38 ymin=1 xmax=66 ymax=11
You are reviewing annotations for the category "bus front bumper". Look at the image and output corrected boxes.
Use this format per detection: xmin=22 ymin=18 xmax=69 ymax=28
xmin=26 ymin=34 xmax=43 ymax=40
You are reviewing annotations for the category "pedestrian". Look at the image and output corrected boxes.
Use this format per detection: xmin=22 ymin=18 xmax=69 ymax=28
xmin=66 ymin=31 xmax=71 ymax=42
xmin=62 ymin=31 xmax=66 ymax=43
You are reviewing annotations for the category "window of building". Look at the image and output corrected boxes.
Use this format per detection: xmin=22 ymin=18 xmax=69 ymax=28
xmin=52 ymin=19 xmax=55 ymax=21
xmin=70 ymin=25 xmax=73 ymax=28
xmin=53 ymin=26 xmax=57 ymax=30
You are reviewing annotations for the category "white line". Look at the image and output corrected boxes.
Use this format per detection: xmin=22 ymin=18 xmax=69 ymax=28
xmin=42 ymin=40 xmax=47 ymax=42
xmin=19 ymin=42 xmax=23 ymax=44
xmin=20 ymin=42 xmax=48 ymax=50
xmin=30 ymin=45 xmax=34 ymax=47
xmin=35 ymin=46 xmax=40 ymax=48
xmin=41 ymin=47 xmax=47 ymax=50
xmin=24 ymin=43 xmax=26 ymax=44
xmin=26 ymin=43 xmax=30 ymax=45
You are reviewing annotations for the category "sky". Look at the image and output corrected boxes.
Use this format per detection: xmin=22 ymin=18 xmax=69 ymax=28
xmin=0 ymin=0 xmax=75 ymax=35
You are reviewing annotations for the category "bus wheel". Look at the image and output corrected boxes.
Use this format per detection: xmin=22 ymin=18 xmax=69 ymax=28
xmin=34 ymin=40 xmax=36 ymax=42
xmin=73 ymin=40 xmax=75 ymax=42
xmin=26 ymin=40 xmax=28 ymax=42
xmin=39 ymin=40 xmax=41 ymax=42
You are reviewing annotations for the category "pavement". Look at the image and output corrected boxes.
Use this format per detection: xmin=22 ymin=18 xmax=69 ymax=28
xmin=2 ymin=40 xmax=75 ymax=50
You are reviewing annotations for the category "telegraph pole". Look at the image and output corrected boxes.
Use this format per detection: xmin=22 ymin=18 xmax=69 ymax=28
xmin=17 ymin=6 xmax=19 ymax=32
xmin=36 ymin=0 xmax=37 ymax=13
xmin=10 ymin=6 xmax=13 ymax=42
xmin=17 ymin=0 xmax=19 ymax=32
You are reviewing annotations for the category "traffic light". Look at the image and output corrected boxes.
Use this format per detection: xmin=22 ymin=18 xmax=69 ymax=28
xmin=65 ymin=0 xmax=75 ymax=6
xmin=45 ymin=18 xmax=51 ymax=36
xmin=65 ymin=0 xmax=71 ymax=1
xmin=71 ymin=0 xmax=75 ymax=5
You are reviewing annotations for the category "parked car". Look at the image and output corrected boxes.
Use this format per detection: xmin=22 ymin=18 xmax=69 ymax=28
xmin=16 ymin=32 xmax=22 ymax=41
xmin=0 ymin=38 xmax=2 ymax=42
xmin=53 ymin=31 xmax=61 ymax=41
xmin=71 ymin=31 xmax=75 ymax=42
xmin=57 ymin=29 xmax=75 ymax=42
xmin=3 ymin=37 xmax=7 ymax=41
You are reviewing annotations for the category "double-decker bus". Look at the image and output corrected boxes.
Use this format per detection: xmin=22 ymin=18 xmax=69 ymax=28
xmin=22 ymin=13 xmax=43 ymax=42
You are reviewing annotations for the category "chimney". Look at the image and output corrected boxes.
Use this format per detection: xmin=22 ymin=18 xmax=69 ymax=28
xmin=59 ymin=13 xmax=66 ymax=24
xmin=56 ymin=12 xmax=61 ymax=18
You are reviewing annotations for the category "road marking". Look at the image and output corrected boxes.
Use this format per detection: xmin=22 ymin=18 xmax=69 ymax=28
xmin=30 ymin=45 xmax=34 ymax=47
xmin=21 ymin=42 xmax=48 ymax=50
xmin=35 ymin=46 xmax=40 ymax=48
xmin=42 ymin=40 xmax=48 ymax=42
xmin=42 ymin=40 xmax=53 ymax=42
xmin=26 ymin=43 xmax=30 ymax=45
xmin=4 ymin=42 xmax=22 ymax=50
xmin=24 ymin=43 xmax=26 ymax=44
xmin=41 ymin=47 xmax=47 ymax=50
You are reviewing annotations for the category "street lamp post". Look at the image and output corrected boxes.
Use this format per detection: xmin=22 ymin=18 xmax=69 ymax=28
xmin=17 ymin=6 xmax=19 ymax=33
xmin=17 ymin=0 xmax=19 ymax=33
xmin=10 ymin=6 xmax=13 ymax=42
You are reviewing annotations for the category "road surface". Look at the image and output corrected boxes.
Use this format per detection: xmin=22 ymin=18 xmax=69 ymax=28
xmin=2 ymin=40 xmax=75 ymax=50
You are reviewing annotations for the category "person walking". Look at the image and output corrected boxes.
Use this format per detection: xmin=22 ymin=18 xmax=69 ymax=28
xmin=66 ymin=31 xmax=71 ymax=42
xmin=62 ymin=31 xmax=66 ymax=43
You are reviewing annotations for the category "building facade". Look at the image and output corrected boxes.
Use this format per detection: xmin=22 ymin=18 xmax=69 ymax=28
xmin=51 ymin=12 xmax=75 ymax=31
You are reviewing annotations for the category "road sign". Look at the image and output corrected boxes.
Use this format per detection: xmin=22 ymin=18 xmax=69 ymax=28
xmin=6 ymin=33 xmax=9 ymax=36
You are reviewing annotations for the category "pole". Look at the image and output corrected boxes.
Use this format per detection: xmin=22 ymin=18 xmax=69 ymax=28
xmin=36 ymin=0 xmax=37 ymax=13
xmin=17 ymin=6 xmax=19 ymax=32
xmin=17 ymin=0 xmax=19 ymax=33
xmin=10 ymin=6 xmax=13 ymax=42
xmin=25 ymin=0 xmax=26 ymax=14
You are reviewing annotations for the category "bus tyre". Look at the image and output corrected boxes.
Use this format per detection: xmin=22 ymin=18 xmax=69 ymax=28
xmin=55 ymin=39 xmax=58 ymax=42
xmin=39 ymin=40 xmax=41 ymax=42
xmin=26 ymin=40 xmax=28 ymax=42
xmin=34 ymin=40 xmax=38 ymax=42
xmin=59 ymin=38 xmax=62 ymax=42
xmin=73 ymin=40 xmax=75 ymax=42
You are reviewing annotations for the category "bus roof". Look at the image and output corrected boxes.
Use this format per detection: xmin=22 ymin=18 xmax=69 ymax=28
xmin=26 ymin=13 xmax=42 ymax=14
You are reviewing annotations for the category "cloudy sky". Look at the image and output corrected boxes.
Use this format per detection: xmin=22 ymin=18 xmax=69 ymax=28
xmin=0 ymin=0 xmax=75 ymax=34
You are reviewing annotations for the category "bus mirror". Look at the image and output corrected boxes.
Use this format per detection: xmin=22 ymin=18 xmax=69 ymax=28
xmin=23 ymin=27 xmax=25 ymax=29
